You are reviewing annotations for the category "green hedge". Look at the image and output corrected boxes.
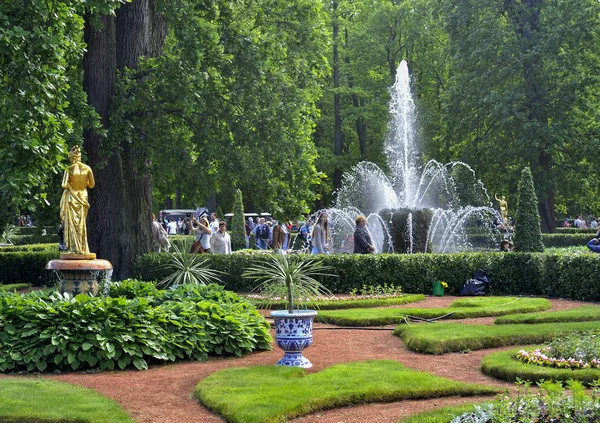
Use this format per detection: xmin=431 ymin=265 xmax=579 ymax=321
xmin=556 ymin=227 xmax=597 ymax=234
xmin=542 ymin=233 xmax=593 ymax=247
xmin=0 ymin=243 xmax=57 ymax=252
xmin=0 ymin=251 xmax=60 ymax=286
xmin=135 ymin=251 xmax=600 ymax=301
xmin=9 ymin=234 xmax=59 ymax=246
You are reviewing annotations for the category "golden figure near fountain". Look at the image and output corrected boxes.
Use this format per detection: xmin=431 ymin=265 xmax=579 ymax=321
xmin=59 ymin=146 xmax=95 ymax=258
xmin=495 ymin=193 xmax=509 ymax=223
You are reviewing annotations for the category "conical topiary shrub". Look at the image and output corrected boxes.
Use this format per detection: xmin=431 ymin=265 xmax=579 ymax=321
xmin=231 ymin=189 xmax=246 ymax=251
xmin=513 ymin=167 xmax=544 ymax=252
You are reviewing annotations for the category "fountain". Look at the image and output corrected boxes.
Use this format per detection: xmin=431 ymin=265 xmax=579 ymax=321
xmin=324 ymin=61 xmax=505 ymax=253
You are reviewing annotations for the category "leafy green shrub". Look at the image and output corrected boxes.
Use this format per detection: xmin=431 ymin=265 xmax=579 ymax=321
xmin=513 ymin=167 xmax=544 ymax=252
xmin=231 ymin=189 xmax=246 ymax=251
xmin=449 ymin=380 xmax=600 ymax=423
xmin=0 ymin=282 xmax=271 ymax=373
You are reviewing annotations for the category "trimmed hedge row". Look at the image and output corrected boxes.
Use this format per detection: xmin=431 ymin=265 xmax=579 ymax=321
xmin=556 ymin=227 xmax=597 ymax=234
xmin=0 ymin=251 xmax=60 ymax=286
xmin=135 ymin=251 xmax=600 ymax=301
xmin=542 ymin=233 xmax=594 ymax=247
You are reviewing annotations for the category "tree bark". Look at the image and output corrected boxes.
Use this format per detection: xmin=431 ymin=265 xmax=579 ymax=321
xmin=83 ymin=0 xmax=166 ymax=279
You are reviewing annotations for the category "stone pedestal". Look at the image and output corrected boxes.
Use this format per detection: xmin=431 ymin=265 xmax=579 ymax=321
xmin=46 ymin=258 xmax=112 ymax=296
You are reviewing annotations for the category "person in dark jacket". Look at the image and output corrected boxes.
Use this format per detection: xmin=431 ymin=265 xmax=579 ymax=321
xmin=353 ymin=215 xmax=375 ymax=254
xmin=587 ymin=238 xmax=600 ymax=253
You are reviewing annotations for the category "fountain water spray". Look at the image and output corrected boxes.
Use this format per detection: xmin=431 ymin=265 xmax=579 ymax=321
xmin=323 ymin=60 xmax=506 ymax=254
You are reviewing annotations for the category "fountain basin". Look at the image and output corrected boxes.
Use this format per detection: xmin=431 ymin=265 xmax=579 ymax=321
xmin=46 ymin=259 xmax=112 ymax=296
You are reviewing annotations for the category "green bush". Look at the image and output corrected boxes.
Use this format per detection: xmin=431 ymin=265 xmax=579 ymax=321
xmin=0 ymin=281 xmax=271 ymax=373
xmin=135 ymin=250 xmax=600 ymax=300
xmin=556 ymin=227 xmax=597 ymax=234
xmin=231 ymin=189 xmax=246 ymax=251
xmin=10 ymin=234 xmax=59 ymax=246
xmin=0 ymin=243 xmax=57 ymax=252
xmin=513 ymin=167 xmax=544 ymax=252
xmin=542 ymin=233 xmax=592 ymax=247
xmin=0 ymin=251 xmax=59 ymax=286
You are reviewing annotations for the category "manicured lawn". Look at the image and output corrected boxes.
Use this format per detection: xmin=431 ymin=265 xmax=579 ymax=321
xmin=195 ymin=360 xmax=498 ymax=423
xmin=495 ymin=305 xmax=600 ymax=324
xmin=317 ymin=297 xmax=551 ymax=326
xmin=394 ymin=320 xmax=600 ymax=354
xmin=0 ymin=377 xmax=134 ymax=422
xmin=398 ymin=402 xmax=492 ymax=422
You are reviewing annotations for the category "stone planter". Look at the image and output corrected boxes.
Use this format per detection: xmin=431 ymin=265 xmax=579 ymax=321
xmin=270 ymin=310 xmax=317 ymax=368
xmin=46 ymin=258 xmax=112 ymax=296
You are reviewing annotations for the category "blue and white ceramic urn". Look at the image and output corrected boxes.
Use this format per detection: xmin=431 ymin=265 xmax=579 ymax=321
xmin=270 ymin=310 xmax=317 ymax=368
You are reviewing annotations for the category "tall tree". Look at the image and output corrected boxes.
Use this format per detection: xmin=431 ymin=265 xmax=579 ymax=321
xmin=442 ymin=0 xmax=600 ymax=231
xmin=83 ymin=0 xmax=166 ymax=278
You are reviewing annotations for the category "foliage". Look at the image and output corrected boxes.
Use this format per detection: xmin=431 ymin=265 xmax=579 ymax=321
xmin=317 ymin=297 xmax=551 ymax=326
xmin=513 ymin=167 xmax=544 ymax=252
xmin=136 ymin=250 xmax=600 ymax=301
xmin=482 ymin=347 xmax=600 ymax=386
xmin=0 ymin=243 xmax=57 ymax=252
xmin=349 ymin=283 xmax=402 ymax=297
xmin=0 ymin=378 xmax=134 ymax=423
xmin=0 ymin=281 xmax=272 ymax=373
xmin=231 ymin=189 xmax=246 ymax=251
xmin=157 ymin=238 xmax=222 ymax=288
xmin=450 ymin=380 xmax=600 ymax=423
xmin=0 ymin=284 xmax=29 ymax=292
xmin=248 ymin=293 xmax=425 ymax=311
xmin=194 ymin=360 xmax=497 ymax=423
xmin=0 ymin=225 xmax=17 ymax=245
xmin=516 ymin=331 xmax=600 ymax=370
xmin=0 ymin=250 xmax=59 ymax=287
xmin=242 ymin=253 xmax=334 ymax=313
xmin=395 ymin=320 xmax=600 ymax=355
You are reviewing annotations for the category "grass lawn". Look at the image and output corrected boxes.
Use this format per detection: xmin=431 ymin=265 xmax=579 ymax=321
xmin=316 ymin=297 xmax=551 ymax=326
xmin=495 ymin=305 xmax=600 ymax=324
xmin=195 ymin=360 xmax=498 ymax=423
xmin=394 ymin=320 xmax=600 ymax=354
xmin=397 ymin=402 xmax=492 ymax=422
xmin=0 ymin=377 xmax=134 ymax=422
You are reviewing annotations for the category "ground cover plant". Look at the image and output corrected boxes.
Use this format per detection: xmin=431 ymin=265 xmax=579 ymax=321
xmin=395 ymin=320 xmax=600 ymax=354
xmin=0 ymin=281 xmax=271 ymax=372
xmin=249 ymin=293 xmax=425 ymax=311
xmin=317 ymin=297 xmax=551 ymax=326
xmin=495 ymin=305 xmax=600 ymax=324
xmin=195 ymin=360 xmax=498 ymax=423
xmin=0 ymin=377 xmax=134 ymax=422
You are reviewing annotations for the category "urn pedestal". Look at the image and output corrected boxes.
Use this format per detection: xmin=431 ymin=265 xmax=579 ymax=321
xmin=270 ymin=310 xmax=317 ymax=368
xmin=46 ymin=257 xmax=112 ymax=296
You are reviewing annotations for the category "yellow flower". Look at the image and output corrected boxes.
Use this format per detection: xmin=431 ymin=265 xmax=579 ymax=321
xmin=440 ymin=281 xmax=448 ymax=288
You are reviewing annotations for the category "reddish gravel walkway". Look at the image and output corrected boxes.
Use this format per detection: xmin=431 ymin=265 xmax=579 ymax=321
xmin=36 ymin=296 xmax=593 ymax=423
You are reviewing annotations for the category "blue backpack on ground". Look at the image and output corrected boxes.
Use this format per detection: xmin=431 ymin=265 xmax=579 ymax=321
xmin=460 ymin=269 xmax=492 ymax=296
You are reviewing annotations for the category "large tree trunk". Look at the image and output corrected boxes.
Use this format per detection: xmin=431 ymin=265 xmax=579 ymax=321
xmin=83 ymin=0 xmax=165 ymax=279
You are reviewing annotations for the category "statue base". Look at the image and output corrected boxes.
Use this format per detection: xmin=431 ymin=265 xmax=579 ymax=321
xmin=60 ymin=252 xmax=97 ymax=260
xmin=46 ymin=259 xmax=112 ymax=297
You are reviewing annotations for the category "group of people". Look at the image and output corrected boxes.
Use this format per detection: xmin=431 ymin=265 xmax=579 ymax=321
xmin=564 ymin=215 xmax=599 ymax=229
xmin=152 ymin=212 xmax=231 ymax=255
xmin=247 ymin=217 xmax=291 ymax=252
xmin=292 ymin=211 xmax=376 ymax=255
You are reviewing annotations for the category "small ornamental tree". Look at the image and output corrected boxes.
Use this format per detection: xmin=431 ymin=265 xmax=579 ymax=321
xmin=231 ymin=189 xmax=246 ymax=251
xmin=513 ymin=167 xmax=544 ymax=252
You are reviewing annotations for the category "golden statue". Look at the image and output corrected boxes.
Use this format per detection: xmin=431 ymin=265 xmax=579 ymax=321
xmin=60 ymin=146 xmax=95 ymax=257
xmin=495 ymin=193 xmax=508 ymax=223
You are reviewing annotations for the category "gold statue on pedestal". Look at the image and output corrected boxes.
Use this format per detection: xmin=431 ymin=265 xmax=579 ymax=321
xmin=59 ymin=146 xmax=95 ymax=259
xmin=495 ymin=193 xmax=509 ymax=223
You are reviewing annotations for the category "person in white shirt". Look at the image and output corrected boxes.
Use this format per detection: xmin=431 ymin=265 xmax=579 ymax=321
xmin=190 ymin=217 xmax=212 ymax=253
xmin=209 ymin=212 xmax=220 ymax=234
xmin=210 ymin=221 xmax=232 ymax=254
xmin=167 ymin=218 xmax=178 ymax=235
